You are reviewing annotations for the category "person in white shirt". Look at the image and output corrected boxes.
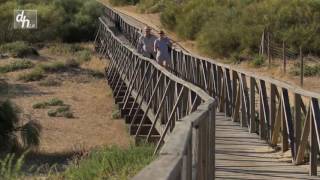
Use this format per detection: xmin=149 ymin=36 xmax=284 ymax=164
xmin=138 ymin=26 xmax=157 ymax=59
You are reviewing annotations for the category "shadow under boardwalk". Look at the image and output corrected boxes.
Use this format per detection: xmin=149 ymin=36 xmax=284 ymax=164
xmin=215 ymin=113 xmax=320 ymax=180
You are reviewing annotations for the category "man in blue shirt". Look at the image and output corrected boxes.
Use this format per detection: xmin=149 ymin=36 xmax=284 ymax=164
xmin=154 ymin=30 xmax=172 ymax=67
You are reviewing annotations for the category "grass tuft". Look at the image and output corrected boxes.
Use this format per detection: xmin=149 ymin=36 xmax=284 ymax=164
xmin=18 ymin=67 xmax=45 ymax=82
xmin=0 ymin=41 xmax=38 ymax=58
xmin=47 ymin=106 xmax=74 ymax=118
xmin=251 ymin=55 xmax=265 ymax=67
xmin=38 ymin=77 xmax=61 ymax=87
xmin=58 ymin=144 xmax=155 ymax=180
xmin=32 ymin=98 xmax=64 ymax=109
xmin=0 ymin=60 xmax=34 ymax=73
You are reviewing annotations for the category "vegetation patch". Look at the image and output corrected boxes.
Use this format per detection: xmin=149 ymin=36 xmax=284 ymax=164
xmin=48 ymin=106 xmax=74 ymax=119
xmin=0 ymin=153 xmax=25 ymax=179
xmin=38 ymin=77 xmax=62 ymax=87
xmin=251 ymin=55 xmax=265 ymax=67
xmin=87 ymin=69 xmax=105 ymax=79
xmin=58 ymin=145 xmax=154 ymax=179
xmin=111 ymin=105 xmax=120 ymax=119
xmin=18 ymin=67 xmax=45 ymax=82
xmin=48 ymin=44 xmax=84 ymax=55
xmin=0 ymin=100 xmax=41 ymax=151
xmin=76 ymin=49 xmax=92 ymax=62
xmin=0 ymin=0 xmax=103 ymax=43
xmin=39 ymin=62 xmax=67 ymax=73
xmin=0 ymin=41 xmax=38 ymax=58
xmin=290 ymin=62 xmax=320 ymax=77
xmin=32 ymin=98 xmax=64 ymax=109
xmin=138 ymin=0 xmax=320 ymax=59
xmin=0 ymin=60 xmax=34 ymax=73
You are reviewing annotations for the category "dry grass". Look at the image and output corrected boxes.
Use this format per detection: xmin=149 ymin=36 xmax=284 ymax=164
xmin=3 ymin=44 xmax=131 ymax=155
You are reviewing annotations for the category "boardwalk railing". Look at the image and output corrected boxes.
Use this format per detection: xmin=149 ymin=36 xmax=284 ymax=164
xmin=95 ymin=17 xmax=216 ymax=179
xmin=101 ymin=5 xmax=320 ymax=176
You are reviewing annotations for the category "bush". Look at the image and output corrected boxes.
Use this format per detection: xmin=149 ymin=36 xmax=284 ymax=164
xmin=60 ymin=145 xmax=155 ymax=179
xmin=0 ymin=42 xmax=38 ymax=58
xmin=48 ymin=106 xmax=74 ymax=118
xmin=0 ymin=154 xmax=25 ymax=179
xmin=251 ymin=55 xmax=265 ymax=67
xmin=48 ymin=98 xmax=64 ymax=106
xmin=40 ymin=62 xmax=67 ymax=73
xmin=160 ymin=1 xmax=180 ymax=31
xmin=18 ymin=67 xmax=45 ymax=82
xmin=32 ymin=102 xmax=49 ymax=109
xmin=0 ymin=100 xmax=41 ymax=151
xmin=138 ymin=0 xmax=163 ymax=13
xmin=151 ymin=0 xmax=320 ymax=56
xmin=76 ymin=50 xmax=92 ymax=62
xmin=0 ymin=0 xmax=103 ymax=43
xmin=33 ymin=98 xmax=65 ymax=109
xmin=291 ymin=63 xmax=320 ymax=77
xmin=0 ymin=60 xmax=34 ymax=73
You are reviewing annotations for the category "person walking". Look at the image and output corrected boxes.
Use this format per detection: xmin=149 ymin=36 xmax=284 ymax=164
xmin=154 ymin=30 xmax=172 ymax=68
xmin=137 ymin=26 xmax=157 ymax=59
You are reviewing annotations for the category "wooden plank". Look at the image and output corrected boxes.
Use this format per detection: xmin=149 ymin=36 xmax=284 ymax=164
xmin=281 ymin=88 xmax=295 ymax=159
xmin=294 ymin=93 xmax=302 ymax=159
xmin=295 ymin=105 xmax=310 ymax=165
xmin=250 ymin=77 xmax=256 ymax=133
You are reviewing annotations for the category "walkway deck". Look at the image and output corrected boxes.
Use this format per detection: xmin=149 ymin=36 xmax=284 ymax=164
xmin=216 ymin=113 xmax=319 ymax=179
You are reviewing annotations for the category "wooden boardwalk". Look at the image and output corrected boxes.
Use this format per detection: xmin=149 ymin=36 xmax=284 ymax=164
xmin=98 ymin=5 xmax=320 ymax=179
xmin=216 ymin=113 xmax=320 ymax=180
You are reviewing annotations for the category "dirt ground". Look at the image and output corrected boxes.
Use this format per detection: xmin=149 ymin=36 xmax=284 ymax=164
xmin=0 ymin=44 xmax=131 ymax=157
xmin=100 ymin=1 xmax=320 ymax=94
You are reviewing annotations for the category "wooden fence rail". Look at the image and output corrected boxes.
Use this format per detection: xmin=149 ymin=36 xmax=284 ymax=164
xmin=102 ymin=5 xmax=320 ymax=176
xmin=95 ymin=17 xmax=216 ymax=179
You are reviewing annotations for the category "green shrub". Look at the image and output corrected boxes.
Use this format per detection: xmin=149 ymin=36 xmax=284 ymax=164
xmin=47 ymin=109 xmax=57 ymax=117
xmin=0 ymin=42 xmax=38 ymax=58
xmin=0 ymin=60 xmax=34 ymax=73
xmin=33 ymin=98 xmax=64 ymax=109
xmin=138 ymin=0 xmax=163 ymax=13
xmin=32 ymin=102 xmax=49 ymax=109
xmin=0 ymin=153 xmax=25 ymax=179
xmin=0 ymin=100 xmax=41 ymax=151
xmin=18 ymin=67 xmax=45 ymax=82
xmin=251 ymin=55 xmax=265 ymax=67
xmin=160 ymin=1 xmax=180 ymax=31
xmin=151 ymin=0 xmax=320 ymax=56
xmin=0 ymin=0 xmax=103 ymax=43
xmin=290 ymin=62 xmax=320 ymax=77
xmin=40 ymin=62 xmax=66 ymax=72
xmin=47 ymin=106 xmax=74 ymax=118
xmin=48 ymin=43 xmax=85 ymax=55
xmin=60 ymin=145 xmax=155 ymax=179
xmin=48 ymin=98 xmax=64 ymax=106
xmin=76 ymin=50 xmax=92 ymax=62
